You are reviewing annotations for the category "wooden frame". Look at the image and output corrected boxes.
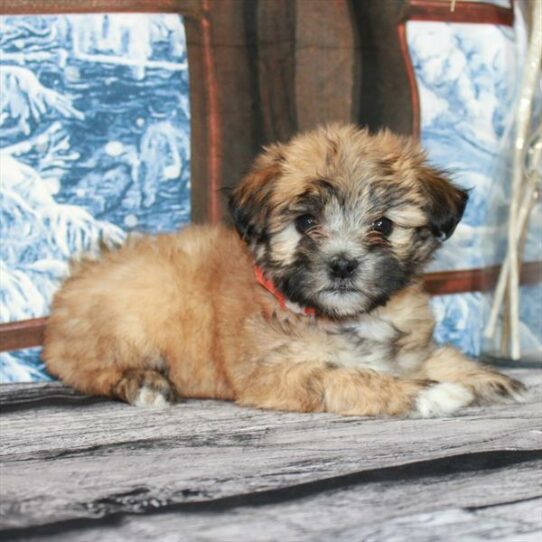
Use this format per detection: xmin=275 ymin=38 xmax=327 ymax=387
xmin=406 ymin=0 xmax=514 ymax=25
xmin=0 ymin=0 xmax=224 ymax=224
xmin=2 ymin=262 xmax=540 ymax=353
xmin=0 ymin=0 xmax=199 ymax=15
xmin=0 ymin=318 xmax=47 ymax=353
xmin=0 ymin=0 xmax=539 ymax=354
xmin=0 ymin=0 xmax=217 ymax=352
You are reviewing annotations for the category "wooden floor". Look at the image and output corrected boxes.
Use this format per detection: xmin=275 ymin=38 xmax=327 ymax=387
xmin=1 ymin=366 xmax=541 ymax=541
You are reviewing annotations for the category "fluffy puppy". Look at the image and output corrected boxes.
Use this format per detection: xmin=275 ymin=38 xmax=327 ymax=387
xmin=43 ymin=124 xmax=525 ymax=417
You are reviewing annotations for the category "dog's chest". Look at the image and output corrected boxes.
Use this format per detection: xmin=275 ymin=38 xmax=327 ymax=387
xmin=322 ymin=315 xmax=417 ymax=375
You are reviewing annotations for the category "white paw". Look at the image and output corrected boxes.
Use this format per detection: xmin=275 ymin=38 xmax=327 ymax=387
xmin=414 ymin=383 xmax=474 ymax=418
xmin=133 ymin=386 xmax=171 ymax=408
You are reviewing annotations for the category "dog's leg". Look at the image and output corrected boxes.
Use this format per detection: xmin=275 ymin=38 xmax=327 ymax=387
xmin=44 ymin=313 xmax=176 ymax=407
xmin=235 ymin=360 xmax=471 ymax=417
xmin=113 ymin=369 xmax=175 ymax=407
xmin=47 ymin=366 xmax=175 ymax=407
xmin=416 ymin=346 xmax=526 ymax=404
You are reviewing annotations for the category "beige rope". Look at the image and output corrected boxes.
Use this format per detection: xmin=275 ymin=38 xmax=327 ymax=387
xmin=484 ymin=0 xmax=542 ymax=359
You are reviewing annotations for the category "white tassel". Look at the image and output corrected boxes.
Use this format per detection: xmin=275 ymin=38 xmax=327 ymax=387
xmin=484 ymin=0 xmax=542 ymax=360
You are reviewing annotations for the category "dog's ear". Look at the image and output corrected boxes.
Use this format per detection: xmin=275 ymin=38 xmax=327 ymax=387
xmin=418 ymin=166 xmax=469 ymax=240
xmin=229 ymin=145 xmax=284 ymax=243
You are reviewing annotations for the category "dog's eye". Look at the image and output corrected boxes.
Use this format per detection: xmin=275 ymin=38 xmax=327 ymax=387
xmin=371 ymin=217 xmax=393 ymax=236
xmin=295 ymin=214 xmax=318 ymax=234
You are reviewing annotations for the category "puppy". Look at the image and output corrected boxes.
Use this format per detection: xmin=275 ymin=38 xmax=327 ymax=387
xmin=43 ymin=124 xmax=525 ymax=417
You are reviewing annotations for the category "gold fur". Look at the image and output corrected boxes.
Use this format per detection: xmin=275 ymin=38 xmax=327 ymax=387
xmin=43 ymin=124 xmax=525 ymax=417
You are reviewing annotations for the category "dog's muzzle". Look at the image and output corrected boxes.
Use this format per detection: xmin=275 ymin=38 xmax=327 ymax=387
xmin=328 ymin=255 xmax=359 ymax=279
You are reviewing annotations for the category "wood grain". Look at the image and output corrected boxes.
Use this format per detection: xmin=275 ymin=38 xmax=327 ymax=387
xmin=7 ymin=460 xmax=541 ymax=541
xmin=351 ymin=0 xmax=415 ymax=136
xmin=0 ymin=317 xmax=46 ymax=352
xmin=0 ymin=368 xmax=540 ymax=539
xmin=186 ymin=0 xmax=262 ymax=223
xmin=294 ymin=0 xmax=358 ymax=131
xmin=256 ymin=0 xmax=298 ymax=144
xmin=0 ymin=0 xmax=201 ymax=16
xmin=406 ymin=0 xmax=514 ymax=26
xmin=3 ymin=261 xmax=540 ymax=352
xmin=424 ymin=261 xmax=542 ymax=296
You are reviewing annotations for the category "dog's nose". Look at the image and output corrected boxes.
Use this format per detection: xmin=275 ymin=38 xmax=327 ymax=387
xmin=329 ymin=256 xmax=359 ymax=279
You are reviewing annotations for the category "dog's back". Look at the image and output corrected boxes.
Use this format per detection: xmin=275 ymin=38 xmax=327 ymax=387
xmin=43 ymin=224 xmax=249 ymax=404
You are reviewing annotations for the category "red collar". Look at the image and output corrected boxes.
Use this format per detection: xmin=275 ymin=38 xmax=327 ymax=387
xmin=254 ymin=266 xmax=317 ymax=317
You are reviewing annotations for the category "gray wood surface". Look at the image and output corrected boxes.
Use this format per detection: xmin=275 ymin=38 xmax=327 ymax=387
xmin=1 ymin=368 xmax=541 ymax=541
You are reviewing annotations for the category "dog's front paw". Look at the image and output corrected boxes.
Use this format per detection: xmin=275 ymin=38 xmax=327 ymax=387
xmin=414 ymin=382 xmax=474 ymax=418
xmin=133 ymin=385 xmax=172 ymax=408
xmin=114 ymin=369 xmax=175 ymax=408
xmin=470 ymin=371 xmax=527 ymax=405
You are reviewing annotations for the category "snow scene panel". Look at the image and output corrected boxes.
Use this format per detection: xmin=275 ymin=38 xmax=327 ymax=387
xmin=406 ymin=19 xmax=525 ymax=272
xmin=408 ymin=12 xmax=541 ymax=358
xmin=0 ymin=11 xmax=536 ymax=382
xmin=0 ymin=14 xmax=190 ymax=382
xmin=0 ymin=348 xmax=50 ymax=383
xmin=431 ymin=292 xmax=486 ymax=357
xmin=432 ymin=283 xmax=542 ymax=360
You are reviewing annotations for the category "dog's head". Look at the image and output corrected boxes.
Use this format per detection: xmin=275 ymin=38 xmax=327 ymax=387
xmin=229 ymin=124 xmax=467 ymax=318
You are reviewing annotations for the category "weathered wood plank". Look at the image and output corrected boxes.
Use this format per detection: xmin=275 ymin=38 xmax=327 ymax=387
xmin=1 ymin=368 xmax=539 ymax=412
xmin=0 ymin=381 xmax=105 ymax=412
xmin=4 ymin=453 xmax=541 ymax=541
xmin=336 ymin=499 xmax=542 ymax=542
xmin=1 ymin=369 xmax=540 ymax=462
xmin=0 ymin=369 xmax=540 ymax=533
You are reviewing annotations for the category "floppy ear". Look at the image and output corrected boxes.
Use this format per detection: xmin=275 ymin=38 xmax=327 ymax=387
xmin=418 ymin=167 xmax=469 ymax=240
xmin=228 ymin=145 xmax=284 ymax=243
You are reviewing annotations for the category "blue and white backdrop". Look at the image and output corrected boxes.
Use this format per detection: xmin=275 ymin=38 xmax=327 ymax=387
xmin=407 ymin=14 xmax=541 ymax=358
xmin=0 ymin=8 xmax=539 ymax=382
xmin=0 ymin=14 xmax=191 ymax=381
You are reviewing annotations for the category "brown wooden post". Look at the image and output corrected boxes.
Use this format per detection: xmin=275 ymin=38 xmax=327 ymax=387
xmin=294 ymin=0 xmax=359 ymax=131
